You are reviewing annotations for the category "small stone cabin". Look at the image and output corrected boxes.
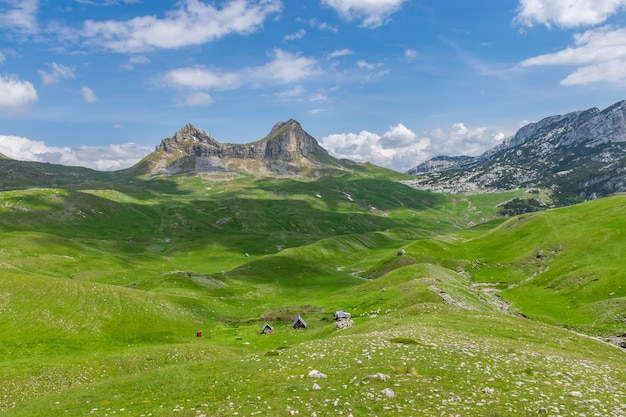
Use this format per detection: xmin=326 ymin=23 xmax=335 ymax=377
xmin=291 ymin=315 xmax=307 ymax=330
xmin=261 ymin=323 xmax=275 ymax=334
xmin=334 ymin=310 xmax=354 ymax=330
xmin=334 ymin=311 xmax=351 ymax=321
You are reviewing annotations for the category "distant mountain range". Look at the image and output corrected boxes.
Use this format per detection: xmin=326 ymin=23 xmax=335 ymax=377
xmin=3 ymin=101 xmax=626 ymax=206
xmin=405 ymin=100 xmax=626 ymax=205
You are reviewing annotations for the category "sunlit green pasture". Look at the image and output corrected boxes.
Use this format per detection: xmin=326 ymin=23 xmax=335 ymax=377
xmin=1 ymin=170 xmax=624 ymax=416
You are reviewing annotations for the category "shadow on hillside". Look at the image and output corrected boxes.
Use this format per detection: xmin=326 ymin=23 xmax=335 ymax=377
xmin=245 ymin=175 xmax=444 ymax=212
xmin=0 ymin=159 xmax=192 ymax=199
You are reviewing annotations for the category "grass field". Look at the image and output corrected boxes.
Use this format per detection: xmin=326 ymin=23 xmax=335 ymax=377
xmin=0 ymin=165 xmax=624 ymax=416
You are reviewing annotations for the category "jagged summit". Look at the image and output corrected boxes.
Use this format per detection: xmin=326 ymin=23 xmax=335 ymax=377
xmin=271 ymin=119 xmax=300 ymax=132
xmin=405 ymin=99 xmax=626 ymax=204
xmin=128 ymin=119 xmax=342 ymax=177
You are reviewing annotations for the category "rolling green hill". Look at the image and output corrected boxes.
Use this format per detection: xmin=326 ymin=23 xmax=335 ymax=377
xmin=0 ymin=159 xmax=624 ymax=416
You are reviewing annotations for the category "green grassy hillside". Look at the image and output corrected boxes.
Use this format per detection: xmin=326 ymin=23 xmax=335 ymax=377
xmin=367 ymin=194 xmax=626 ymax=335
xmin=0 ymin=162 xmax=624 ymax=416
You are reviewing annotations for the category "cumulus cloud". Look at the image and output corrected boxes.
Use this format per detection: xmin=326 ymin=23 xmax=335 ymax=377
xmin=0 ymin=0 xmax=39 ymax=34
xmin=0 ymin=75 xmax=38 ymax=112
xmin=80 ymin=0 xmax=282 ymax=53
xmin=0 ymin=135 xmax=152 ymax=170
xmin=320 ymin=123 xmax=508 ymax=172
xmin=425 ymin=123 xmax=507 ymax=157
xmin=321 ymin=124 xmax=430 ymax=172
xmin=521 ymin=26 xmax=626 ymax=85
xmin=322 ymin=0 xmax=406 ymax=28
xmin=515 ymin=0 xmax=626 ymax=28
xmin=81 ymin=86 xmax=97 ymax=103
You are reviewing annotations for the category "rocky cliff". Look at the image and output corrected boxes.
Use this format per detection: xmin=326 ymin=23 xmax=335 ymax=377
xmin=130 ymin=119 xmax=345 ymax=176
xmin=405 ymin=100 xmax=626 ymax=204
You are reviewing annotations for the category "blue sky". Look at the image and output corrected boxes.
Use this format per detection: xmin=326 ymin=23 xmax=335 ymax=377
xmin=1 ymin=0 xmax=626 ymax=172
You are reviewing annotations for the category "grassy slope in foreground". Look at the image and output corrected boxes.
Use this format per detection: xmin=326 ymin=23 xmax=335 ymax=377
xmin=4 ymin=311 xmax=626 ymax=417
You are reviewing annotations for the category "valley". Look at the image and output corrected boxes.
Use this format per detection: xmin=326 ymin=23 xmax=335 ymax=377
xmin=0 ymin=121 xmax=625 ymax=416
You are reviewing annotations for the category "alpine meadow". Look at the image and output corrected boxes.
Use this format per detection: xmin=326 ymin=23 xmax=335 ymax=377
xmin=1 ymin=116 xmax=625 ymax=417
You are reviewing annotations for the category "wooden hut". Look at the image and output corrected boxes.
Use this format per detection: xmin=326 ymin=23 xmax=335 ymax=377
xmin=291 ymin=315 xmax=307 ymax=330
xmin=261 ymin=323 xmax=275 ymax=334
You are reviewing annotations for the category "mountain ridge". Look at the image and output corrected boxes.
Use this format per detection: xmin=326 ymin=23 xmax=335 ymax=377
xmin=126 ymin=119 xmax=350 ymax=177
xmin=406 ymin=100 xmax=626 ymax=204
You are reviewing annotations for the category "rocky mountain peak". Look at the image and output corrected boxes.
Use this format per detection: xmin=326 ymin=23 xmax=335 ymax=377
xmin=133 ymin=119 xmax=339 ymax=177
xmin=271 ymin=119 xmax=302 ymax=133
xmin=263 ymin=119 xmax=328 ymax=159
xmin=405 ymin=99 xmax=626 ymax=204
xmin=168 ymin=123 xmax=219 ymax=145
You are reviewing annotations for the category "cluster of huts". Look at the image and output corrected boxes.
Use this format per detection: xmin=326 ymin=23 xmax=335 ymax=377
xmin=260 ymin=311 xmax=353 ymax=334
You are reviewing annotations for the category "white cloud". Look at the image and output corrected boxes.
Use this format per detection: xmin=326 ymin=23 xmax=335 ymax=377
xmin=163 ymin=49 xmax=318 ymax=105
xmin=424 ymin=123 xmax=507 ymax=157
xmin=356 ymin=59 xmax=389 ymax=81
xmin=327 ymin=48 xmax=353 ymax=59
xmin=163 ymin=66 xmax=241 ymax=90
xmin=379 ymin=123 xmax=417 ymax=147
xmin=81 ymin=0 xmax=283 ymax=53
xmin=0 ymin=75 xmax=38 ymax=113
xmin=178 ymin=91 xmax=213 ymax=106
xmin=309 ymin=18 xmax=338 ymax=33
xmin=405 ymin=48 xmax=417 ymax=62
xmin=321 ymin=124 xmax=430 ymax=172
xmin=515 ymin=0 xmax=626 ymax=28
xmin=0 ymin=0 xmax=39 ymax=34
xmin=0 ymin=52 xmax=5 ymax=63
xmin=356 ymin=60 xmax=381 ymax=70
xmin=128 ymin=55 xmax=150 ymax=65
xmin=276 ymin=85 xmax=306 ymax=98
xmin=521 ymin=26 xmax=626 ymax=85
xmin=320 ymin=123 xmax=508 ymax=172
xmin=283 ymin=28 xmax=305 ymax=41
xmin=252 ymin=48 xmax=318 ymax=83
xmin=38 ymin=62 xmax=74 ymax=85
xmin=122 ymin=55 xmax=151 ymax=69
xmin=0 ymin=135 xmax=152 ymax=170
xmin=321 ymin=0 xmax=406 ymax=28
xmin=81 ymin=86 xmax=97 ymax=103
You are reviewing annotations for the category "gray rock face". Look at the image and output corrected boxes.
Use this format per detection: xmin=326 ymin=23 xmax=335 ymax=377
xmin=405 ymin=100 xmax=626 ymax=204
xmin=408 ymin=155 xmax=476 ymax=175
xmin=144 ymin=119 xmax=333 ymax=176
